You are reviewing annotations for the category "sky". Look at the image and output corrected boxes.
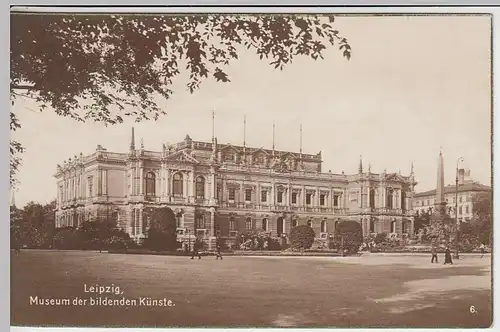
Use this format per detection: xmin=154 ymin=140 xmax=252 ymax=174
xmin=10 ymin=14 xmax=492 ymax=208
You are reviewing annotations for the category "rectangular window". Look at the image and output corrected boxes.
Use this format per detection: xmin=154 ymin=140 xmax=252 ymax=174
xmin=228 ymin=188 xmax=235 ymax=201
xmin=291 ymin=192 xmax=297 ymax=204
xmin=320 ymin=194 xmax=325 ymax=206
xmin=459 ymin=206 xmax=462 ymax=214
xmin=333 ymin=195 xmax=339 ymax=207
xmin=306 ymin=193 xmax=312 ymax=205
xmin=261 ymin=190 xmax=267 ymax=203
xmin=229 ymin=219 xmax=235 ymax=231
xmin=466 ymin=206 xmax=469 ymax=214
xmin=88 ymin=176 xmax=94 ymax=197
xmin=277 ymin=191 xmax=283 ymax=203
xmin=459 ymin=196 xmax=463 ymax=203
xmin=245 ymin=189 xmax=252 ymax=201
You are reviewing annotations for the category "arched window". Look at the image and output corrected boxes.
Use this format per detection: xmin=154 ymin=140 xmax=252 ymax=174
xmin=391 ymin=220 xmax=397 ymax=233
xmin=401 ymin=191 xmax=407 ymax=211
xmin=246 ymin=217 xmax=252 ymax=230
xmin=369 ymin=188 xmax=376 ymax=209
xmin=262 ymin=218 xmax=268 ymax=231
xmin=195 ymin=176 xmax=205 ymax=198
xmin=307 ymin=219 xmax=312 ymax=227
xmin=321 ymin=220 xmax=327 ymax=233
xmin=146 ymin=172 xmax=156 ymax=196
xmin=386 ymin=188 xmax=393 ymax=209
xmin=173 ymin=173 xmax=183 ymax=196
xmin=292 ymin=218 xmax=298 ymax=228
xmin=370 ymin=218 xmax=375 ymax=233
xmin=196 ymin=214 xmax=205 ymax=229
xmin=402 ymin=220 xmax=407 ymax=234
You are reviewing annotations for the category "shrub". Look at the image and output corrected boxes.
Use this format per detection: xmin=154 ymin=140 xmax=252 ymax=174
xmin=374 ymin=232 xmax=388 ymax=244
xmin=334 ymin=220 xmax=363 ymax=254
xmin=289 ymin=225 xmax=315 ymax=250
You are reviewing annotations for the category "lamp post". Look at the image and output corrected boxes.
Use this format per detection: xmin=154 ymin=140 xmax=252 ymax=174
xmin=454 ymin=157 xmax=464 ymax=259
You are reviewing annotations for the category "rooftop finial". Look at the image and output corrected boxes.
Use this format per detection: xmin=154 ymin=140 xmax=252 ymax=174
xmin=272 ymin=121 xmax=275 ymax=155
xmin=359 ymin=155 xmax=363 ymax=174
xmin=243 ymin=114 xmax=246 ymax=149
xmin=140 ymin=138 xmax=144 ymax=149
xmin=299 ymin=124 xmax=303 ymax=158
xmin=130 ymin=127 xmax=135 ymax=151
xmin=212 ymin=110 xmax=215 ymax=144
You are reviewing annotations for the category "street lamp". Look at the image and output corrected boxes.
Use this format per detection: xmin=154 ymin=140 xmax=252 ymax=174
xmin=454 ymin=157 xmax=464 ymax=259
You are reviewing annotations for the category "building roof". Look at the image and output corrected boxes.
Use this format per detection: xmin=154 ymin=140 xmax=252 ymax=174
xmin=415 ymin=182 xmax=491 ymax=198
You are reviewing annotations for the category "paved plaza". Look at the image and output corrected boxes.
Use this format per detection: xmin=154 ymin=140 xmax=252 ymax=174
xmin=11 ymin=250 xmax=491 ymax=328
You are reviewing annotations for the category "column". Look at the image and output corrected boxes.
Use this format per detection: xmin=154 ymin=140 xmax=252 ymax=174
xmin=189 ymin=171 xmax=195 ymax=201
xmin=270 ymin=182 xmax=275 ymax=207
xmin=138 ymin=207 xmax=143 ymax=235
xmin=209 ymin=208 xmax=215 ymax=250
xmin=159 ymin=165 xmax=163 ymax=196
xmin=103 ymin=170 xmax=107 ymax=196
xmin=222 ymin=178 xmax=227 ymax=203
xmin=382 ymin=186 xmax=386 ymax=208
xmin=240 ymin=181 xmax=244 ymax=203
xmin=183 ymin=173 xmax=188 ymax=199
xmin=210 ymin=209 xmax=215 ymax=236
xmin=315 ymin=187 xmax=319 ymax=207
xmin=302 ymin=185 xmax=306 ymax=207
xmin=257 ymin=182 xmax=261 ymax=206
xmin=210 ymin=172 xmax=216 ymax=204
xmin=165 ymin=168 xmax=171 ymax=197
xmin=139 ymin=164 xmax=144 ymax=195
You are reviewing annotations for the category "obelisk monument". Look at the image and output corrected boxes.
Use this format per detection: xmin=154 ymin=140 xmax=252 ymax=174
xmin=432 ymin=150 xmax=447 ymax=221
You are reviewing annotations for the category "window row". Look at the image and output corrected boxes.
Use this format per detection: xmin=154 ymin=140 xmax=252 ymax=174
xmin=143 ymin=172 xmax=207 ymax=198
xmin=226 ymin=188 xmax=341 ymax=206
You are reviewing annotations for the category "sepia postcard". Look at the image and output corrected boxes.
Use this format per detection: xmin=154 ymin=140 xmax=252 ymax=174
xmin=9 ymin=6 xmax=493 ymax=329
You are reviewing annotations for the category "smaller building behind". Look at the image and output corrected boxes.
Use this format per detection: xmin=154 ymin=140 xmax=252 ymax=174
xmin=413 ymin=169 xmax=490 ymax=222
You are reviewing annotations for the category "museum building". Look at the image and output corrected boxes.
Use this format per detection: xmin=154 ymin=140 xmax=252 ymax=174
xmin=54 ymin=124 xmax=417 ymax=249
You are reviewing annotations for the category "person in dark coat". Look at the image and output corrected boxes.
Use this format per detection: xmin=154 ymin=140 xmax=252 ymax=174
xmin=215 ymin=238 xmax=223 ymax=260
xmin=191 ymin=239 xmax=202 ymax=260
xmin=444 ymin=247 xmax=453 ymax=265
xmin=431 ymin=245 xmax=438 ymax=263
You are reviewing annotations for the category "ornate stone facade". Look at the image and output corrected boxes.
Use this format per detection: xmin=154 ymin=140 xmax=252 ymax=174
xmin=54 ymin=129 xmax=417 ymax=249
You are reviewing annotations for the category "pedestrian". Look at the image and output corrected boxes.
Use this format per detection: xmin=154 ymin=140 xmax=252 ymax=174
xmin=215 ymin=239 xmax=223 ymax=260
xmin=431 ymin=245 xmax=438 ymax=263
xmin=444 ymin=247 xmax=453 ymax=265
xmin=480 ymin=243 xmax=486 ymax=258
xmin=191 ymin=238 xmax=201 ymax=260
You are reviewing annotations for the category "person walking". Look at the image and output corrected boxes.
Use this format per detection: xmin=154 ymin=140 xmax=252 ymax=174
xmin=431 ymin=245 xmax=438 ymax=263
xmin=215 ymin=239 xmax=223 ymax=260
xmin=444 ymin=246 xmax=453 ymax=265
xmin=191 ymin=238 xmax=202 ymax=260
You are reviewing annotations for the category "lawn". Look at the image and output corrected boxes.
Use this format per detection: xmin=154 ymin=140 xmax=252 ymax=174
xmin=10 ymin=250 xmax=492 ymax=328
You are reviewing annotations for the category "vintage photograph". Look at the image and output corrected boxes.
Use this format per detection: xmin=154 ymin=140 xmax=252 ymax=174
xmin=10 ymin=8 xmax=492 ymax=328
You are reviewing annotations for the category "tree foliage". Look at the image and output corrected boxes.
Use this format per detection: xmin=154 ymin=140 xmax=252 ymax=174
xmin=289 ymin=225 xmax=316 ymax=250
xmin=10 ymin=13 xmax=351 ymax=187
xmin=334 ymin=220 xmax=363 ymax=254
xmin=470 ymin=192 xmax=492 ymax=245
xmin=142 ymin=207 xmax=178 ymax=251
xmin=10 ymin=200 xmax=56 ymax=248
